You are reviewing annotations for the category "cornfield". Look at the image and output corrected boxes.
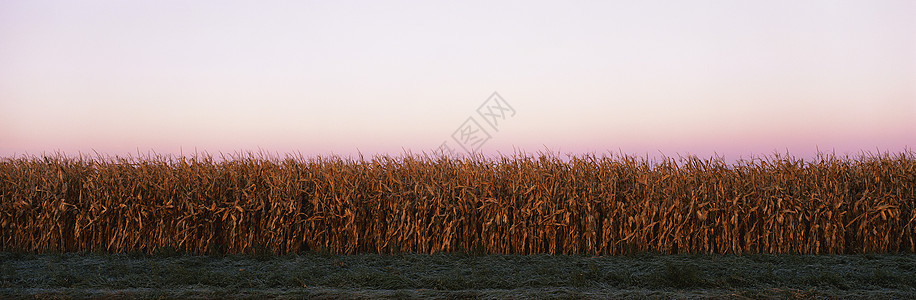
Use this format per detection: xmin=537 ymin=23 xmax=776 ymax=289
xmin=1 ymin=151 xmax=914 ymax=255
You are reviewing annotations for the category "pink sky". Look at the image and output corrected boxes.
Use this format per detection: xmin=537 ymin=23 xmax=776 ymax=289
xmin=1 ymin=1 xmax=913 ymax=162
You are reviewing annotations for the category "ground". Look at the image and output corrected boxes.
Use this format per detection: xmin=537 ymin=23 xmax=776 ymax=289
xmin=2 ymin=251 xmax=915 ymax=299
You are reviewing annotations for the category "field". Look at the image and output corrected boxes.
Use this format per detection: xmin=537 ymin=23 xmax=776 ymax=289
xmin=1 ymin=151 xmax=913 ymax=255
xmin=2 ymin=251 xmax=915 ymax=299
xmin=1 ymin=151 xmax=915 ymax=298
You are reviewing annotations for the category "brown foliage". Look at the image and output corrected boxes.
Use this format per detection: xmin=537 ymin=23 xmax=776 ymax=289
xmin=1 ymin=151 xmax=913 ymax=255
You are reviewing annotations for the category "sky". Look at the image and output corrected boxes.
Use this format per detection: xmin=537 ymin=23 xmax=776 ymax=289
xmin=1 ymin=0 xmax=914 ymax=161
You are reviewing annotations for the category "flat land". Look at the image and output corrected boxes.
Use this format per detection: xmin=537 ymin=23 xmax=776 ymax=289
xmin=2 ymin=251 xmax=915 ymax=299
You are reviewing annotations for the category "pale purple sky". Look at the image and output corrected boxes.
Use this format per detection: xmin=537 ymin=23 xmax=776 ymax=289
xmin=1 ymin=0 xmax=914 ymax=161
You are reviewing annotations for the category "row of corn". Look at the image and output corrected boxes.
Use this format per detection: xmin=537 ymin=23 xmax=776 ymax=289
xmin=1 ymin=151 xmax=913 ymax=255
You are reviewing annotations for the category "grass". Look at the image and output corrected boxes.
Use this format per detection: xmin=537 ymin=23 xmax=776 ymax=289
xmin=2 ymin=251 xmax=915 ymax=299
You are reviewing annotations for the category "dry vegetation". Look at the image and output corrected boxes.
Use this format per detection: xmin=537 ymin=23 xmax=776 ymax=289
xmin=1 ymin=151 xmax=914 ymax=255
